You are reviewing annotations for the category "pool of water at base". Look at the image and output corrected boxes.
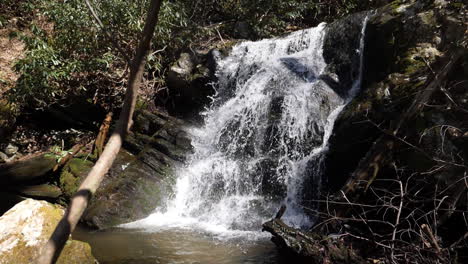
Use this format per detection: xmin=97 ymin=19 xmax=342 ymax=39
xmin=73 ymin=226 xmax=290 ymax=264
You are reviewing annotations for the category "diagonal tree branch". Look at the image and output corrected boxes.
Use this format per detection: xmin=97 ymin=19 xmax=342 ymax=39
xmin=35 ymin=0 xmax=163 ymax=263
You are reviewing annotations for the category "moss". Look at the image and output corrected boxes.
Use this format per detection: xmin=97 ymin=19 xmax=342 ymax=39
xmin=59 ymin=170 xmax=80 ymax=198
xmin=399 ymin=56 xmax=426 ymax=75
xmin=392 ymin=78 xmax=426 ymax=100
xmin=0 ymin=200 xmax=95 ymax=263
xmin=57 ymin=240 xmax=95 ymax=264
xmin=449 ymin=2 xmax=464 ymax=9
xmin=16 ymin=184 xmax=62 ymax=198
xmin=68 ymin=158 xmax=93 ymax=177
xmin=59 ymin=158 xmax=93 ymax=198
xmin=135 ymin=98 xmax=149 ymax=112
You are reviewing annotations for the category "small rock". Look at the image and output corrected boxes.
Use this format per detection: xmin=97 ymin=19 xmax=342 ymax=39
xmin=4 ymin=144 xmax=18 ymax=156
xmin=0 ymin=152 xmax=8 ymax=163
xmin=233 ymin=21 xmax=256 ymax=39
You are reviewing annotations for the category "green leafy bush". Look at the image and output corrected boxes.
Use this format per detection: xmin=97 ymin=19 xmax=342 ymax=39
xmin=180 ymin=0 xmax=378 ymax=38
xmin=10 ymin=0 xmax=189 ymax=109
xmin=8 ymin=0 xmax=380 ymax=110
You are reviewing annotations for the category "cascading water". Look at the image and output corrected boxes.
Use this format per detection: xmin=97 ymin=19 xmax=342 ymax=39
xmin=124 ymin=18 xmax=368 ymax=238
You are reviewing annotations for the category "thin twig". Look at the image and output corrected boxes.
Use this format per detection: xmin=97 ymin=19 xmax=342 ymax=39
xmin=84 ymin=0 xmax=132 ymax=64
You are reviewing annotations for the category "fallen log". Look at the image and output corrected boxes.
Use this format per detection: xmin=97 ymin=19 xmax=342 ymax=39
xmin=262 ymin=206 xmax=366 ymax=264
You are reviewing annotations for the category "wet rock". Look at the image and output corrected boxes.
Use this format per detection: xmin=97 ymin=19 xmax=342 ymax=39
xmin=165 ymin=50 xmax=218 ymax=118
xmin=256 ymin=158 xmax=286 ymax=201
xmin=0 ymin=199 xmax=96 ymax=263
xmin=9 ymin=184 xmax=62 ymax=199
xmin=82 ymin=149 xmax=176 ymax=229
xmin=323 ymin=0 xmax=467 ymax=192
xmin=262 ymin=218 xmax=366 ymax=263
xmin=82 ymin=110 xmax=192 ymax=229
xmin=0 ymin=154 xmax=57 ymax=185
xmin=323 ymin=11 xmax=369 ymax=97
xmin=233 ymin=21 xmax=256 ymax=39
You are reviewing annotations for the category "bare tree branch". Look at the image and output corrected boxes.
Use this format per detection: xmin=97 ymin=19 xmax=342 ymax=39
xmin=84 ymin=0 xmax=132 ymax=64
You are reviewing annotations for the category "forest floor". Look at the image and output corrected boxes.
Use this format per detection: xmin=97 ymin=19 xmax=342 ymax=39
xmin=0 ymin=20 xmax=24 ymax=95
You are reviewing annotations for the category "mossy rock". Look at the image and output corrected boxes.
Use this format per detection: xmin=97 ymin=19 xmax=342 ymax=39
xmin=323 ymin=0 xmax=465 ymax=192
xmin=59 ymin=158 xmax=94 ymax=198
xmin=68 ymin=158 xmax=94 ymax=177
xmin=82 ymin=149 xmax=176 ymax=229
xmin=81 ymin=110 xmax=191 ymax=229
xmin=0 ymin=199 xmax=96 ymax=263
xmin=0 ymin=154 xmax=57 ymax=184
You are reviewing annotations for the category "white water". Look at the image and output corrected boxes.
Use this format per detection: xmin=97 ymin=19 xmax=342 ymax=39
xmin=124 ymin=19 xmax=368 ymax=239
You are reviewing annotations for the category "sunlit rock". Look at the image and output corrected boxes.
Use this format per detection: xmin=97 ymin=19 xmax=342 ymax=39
xmin=0 ymin=199 xmax=96 ymax=264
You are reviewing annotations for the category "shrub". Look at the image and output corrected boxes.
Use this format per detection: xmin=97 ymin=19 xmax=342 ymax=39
xmin=8 ymin=0 xmax=380 ymax=110
xmin=9 ymin=0 xmax=189 ymax=110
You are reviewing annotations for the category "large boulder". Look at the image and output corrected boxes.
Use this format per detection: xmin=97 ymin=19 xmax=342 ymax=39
xmin=165 ymin=50 xmax=219 ymax=118
xmin=82 ymin=110 xmax=193 ymax=229
xmin=322 ymin=11 xmax=369 ymax=97
xmin=0 ymin=199 xmax=96 ymax=263
xmin=324 ymin=0 xmax=468 ymax=191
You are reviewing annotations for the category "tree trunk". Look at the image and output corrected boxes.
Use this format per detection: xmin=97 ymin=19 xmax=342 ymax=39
xmin=36 ymin=1 xmax=163 ymax=263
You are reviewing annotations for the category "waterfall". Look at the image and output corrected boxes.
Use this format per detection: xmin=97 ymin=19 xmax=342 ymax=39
xmin=124 ymin=18 xmax=368 ymax=238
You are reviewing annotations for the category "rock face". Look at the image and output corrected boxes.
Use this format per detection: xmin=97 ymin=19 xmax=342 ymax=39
xmin=165 ymin=50 xmax=219 ymax=118
xmin=0 ymin=154 xmax=57 ymax=185
xmin=0 ymin=110 xmax=193 ymax=230
xmin=0 ymin=199 xmax=96 ymax=264
xmin=82 ymin=110 xmax=193 ymax=229
xmin=263 ymin=1 xmax=467 ymax=262
xmin=323 ymin=0 xmax=468 ymax=192
xmin=322 ymin=11 xmax=369 ymax=97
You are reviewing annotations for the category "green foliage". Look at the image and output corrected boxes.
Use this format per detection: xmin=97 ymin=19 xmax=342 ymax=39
xmin=10 ymin=0 xmax=189 ymax=109
xmin=8 ymin=0 xmax=380 ymax=109
xmin=50 ymin=145 xmax=72 ymax=163
xmin=10 ymin=0 xmax=113 ymax=109
xmin=180 ymin=0 xmax=378 ymax=38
